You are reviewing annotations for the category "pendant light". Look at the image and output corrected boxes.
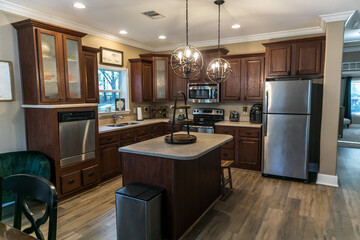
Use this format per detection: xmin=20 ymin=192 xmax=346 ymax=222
xmin=206 ymin=0 xmax=232 ymax=83
xmin=170 ymin=0 xmax=203 ymax=79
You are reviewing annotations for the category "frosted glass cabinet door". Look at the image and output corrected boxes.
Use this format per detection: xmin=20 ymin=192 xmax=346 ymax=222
xmin=154 ymin=57 xmax=168 ymax=101
xmin=38 ymin=31 xmax=61 ymax=101
xmin=64 ymin=36 xmax=83 ymax=101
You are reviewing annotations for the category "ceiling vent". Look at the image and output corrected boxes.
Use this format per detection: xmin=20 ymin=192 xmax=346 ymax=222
xmin=142 ymin=10 xmax=164 ymax=19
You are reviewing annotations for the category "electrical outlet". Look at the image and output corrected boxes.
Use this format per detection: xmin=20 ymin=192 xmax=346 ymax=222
xmin=144 ymin=107 xmax=148 ymax=112
xmin=243 ymin=106 xmax=248 ymax=114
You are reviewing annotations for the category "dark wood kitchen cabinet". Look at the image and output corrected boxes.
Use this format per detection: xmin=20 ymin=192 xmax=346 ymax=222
xmin=263 ymin=36 xmax=325 ymax=78
xmin=221 ymin=58 xmax=242 ymax=102
xmin=129 ymin=58 xmax=153 ymax=102
xmin=215 ymin=125 xmax=261 ymax=171
xmin=99 ymin=142 xmax=121 ymax=180
xmin=243 ymin=56 xmax=264 ymax=102
xmin=12 ymin=19 xmax=87 ymax=105
xmin=236 ymin=128 xmax=261 ymax=170
xmin=25 ymin=106 xmax=100 ymax=199
xmin=221 ymin=54 xmax=264 ymax=102
xmin=82 ymin=46 xmax=100 ymax=103
xmin=169 ymin=66 xmax=188 ymax=101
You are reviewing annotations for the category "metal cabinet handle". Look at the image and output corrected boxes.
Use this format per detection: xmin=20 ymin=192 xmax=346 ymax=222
xmin=88 ymin=172 xmax=94 ymax=177
xmin=223 ymin=153 xmax=228 ymax=157
xmin=67 ymin=97 xmax=72 ymax=101
xmin=296 ymin=70 xmax=299 ymax=75
xmin=246 ymin=131 xmax=251 ymax=135
xmin=287 ymin=71 xmax=291 ymax=75
xmin=223 ymin=130 xmax=228 ymax=134
xmin=68 ymin=179 xmax=75 ymax=185
xmin=107 ymin=137 xmax=112 ymax=141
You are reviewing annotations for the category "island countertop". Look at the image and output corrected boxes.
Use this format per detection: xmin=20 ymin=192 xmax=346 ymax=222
xmin=118 ymin=132 xmax=233 ymax=160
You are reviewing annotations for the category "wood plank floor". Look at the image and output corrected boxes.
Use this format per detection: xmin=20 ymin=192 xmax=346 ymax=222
xmin=2 ymin=147 xmax=360 ymax=239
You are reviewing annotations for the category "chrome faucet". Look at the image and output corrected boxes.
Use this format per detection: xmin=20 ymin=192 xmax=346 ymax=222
xmin=113 ymin=113 xmax=124 ymax=124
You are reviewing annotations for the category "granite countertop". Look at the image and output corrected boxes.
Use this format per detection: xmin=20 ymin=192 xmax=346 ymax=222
xmin=215 ymin=120 xmax=262 ymax=128
xmin=99 ymin=119 xmax=170 ymax=134
xmin=118 ymin=132 xmax=233 ymax=160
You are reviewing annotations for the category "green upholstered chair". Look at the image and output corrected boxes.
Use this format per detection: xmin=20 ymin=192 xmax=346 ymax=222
xmin=0 ymin=151 xmax=51 ymax=219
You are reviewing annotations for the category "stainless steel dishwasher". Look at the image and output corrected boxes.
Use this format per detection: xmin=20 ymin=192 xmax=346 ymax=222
xmin=58 ymin=110 xmax=96 ymax=167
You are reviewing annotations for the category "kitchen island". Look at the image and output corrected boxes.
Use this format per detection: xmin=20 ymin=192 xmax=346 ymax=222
xmin=119 ymin=132 xmax=233 ymax=239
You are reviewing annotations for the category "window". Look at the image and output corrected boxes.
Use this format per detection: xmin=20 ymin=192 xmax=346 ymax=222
xmin=351 ymin=80 xmax=360 ymax=116
xmin=98 ymin=66 xmax=129 ymax=113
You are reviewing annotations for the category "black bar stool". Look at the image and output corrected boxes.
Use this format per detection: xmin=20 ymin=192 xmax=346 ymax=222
xmin=220 ymin=160 xmax=233 ymax=199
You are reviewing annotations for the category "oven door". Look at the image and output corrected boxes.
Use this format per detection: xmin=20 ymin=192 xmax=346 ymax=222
xmin=182 ymin=125 xmax=214 ymax=134
xmin=187 ymin=83 xmax=219 ymax=103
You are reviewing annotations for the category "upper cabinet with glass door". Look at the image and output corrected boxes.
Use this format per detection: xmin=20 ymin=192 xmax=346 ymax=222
xmin=12 ymin=19 xmax=87 ymax=104
xmin=153 ymin=57 xmax=169 ymax=102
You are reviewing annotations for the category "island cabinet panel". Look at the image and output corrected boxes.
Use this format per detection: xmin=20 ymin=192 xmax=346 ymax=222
xmin=215 ymin=126 xmax=235 ymax=160
xmin=121 ymin=148 xmax=221 ymax=240
xmin=82 ymin=46 xmax=100 ymax=103
xmin=12 ymin=19 xmax=87 ymax=105
xmin=263 ymin=36 xmax=325 ymax=78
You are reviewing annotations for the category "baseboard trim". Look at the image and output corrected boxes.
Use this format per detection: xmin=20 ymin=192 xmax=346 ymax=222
xmin=316 ymin=173 xmax=339 ymax=187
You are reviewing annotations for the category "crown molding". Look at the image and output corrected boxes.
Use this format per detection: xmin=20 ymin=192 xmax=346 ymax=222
xmin=153 ymin=26 xmax=325 ymax=52
xmin=0 ymin=0 xmax=156 ymax=51
xmin=319 ymin=10 xmax=354 ymax=23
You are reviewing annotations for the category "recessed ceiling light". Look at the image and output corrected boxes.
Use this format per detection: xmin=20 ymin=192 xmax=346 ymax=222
xmin=158 ymin=35 xmax=166 ymax=39
xmin=73 ymin=2 xmax=86 ymax=9
xmin=119 ymin=30 xmax=128 ymax=35
xmin=232 ymin=24 xmax=241 ymax=29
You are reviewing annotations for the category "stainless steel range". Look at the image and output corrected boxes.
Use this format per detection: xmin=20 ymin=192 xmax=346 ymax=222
xmin=183 ymin=108 xmax=224 ymax=133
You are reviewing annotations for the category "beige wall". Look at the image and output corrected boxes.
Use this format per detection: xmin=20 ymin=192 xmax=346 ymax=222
xmin=319 ymin=21 xmax=345 ymax=176
xmin=0 ymin=11 xmax=27 ymax=153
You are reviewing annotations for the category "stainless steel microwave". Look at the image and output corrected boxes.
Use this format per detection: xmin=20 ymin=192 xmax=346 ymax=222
xmin=187 ymin=83 xmax=219 ymax=103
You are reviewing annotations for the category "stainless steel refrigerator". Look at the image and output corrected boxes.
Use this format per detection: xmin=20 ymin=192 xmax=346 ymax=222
xmin=262 ymin=79 xmax=323 ymax=181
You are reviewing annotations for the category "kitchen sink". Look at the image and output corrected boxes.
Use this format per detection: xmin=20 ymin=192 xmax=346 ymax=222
xmin=106 ymin=122 xmax=140 ymax=127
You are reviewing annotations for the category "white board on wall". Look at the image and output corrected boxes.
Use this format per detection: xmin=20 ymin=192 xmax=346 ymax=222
xmin=0 ymin=61 xmax=13 ymax=101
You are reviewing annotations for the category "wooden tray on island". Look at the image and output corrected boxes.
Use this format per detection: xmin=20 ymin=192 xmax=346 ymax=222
xmin=164 ymin=134 xmax=197 ymax=144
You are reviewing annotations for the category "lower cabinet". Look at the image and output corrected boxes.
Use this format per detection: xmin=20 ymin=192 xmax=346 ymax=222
xmin=98 ymin=122 xmax=172 ymax=182
xmin=99 ymin=142 xmax=121 ymax=180
xmin=60 ymin=163 xmax=100 ymax=195
xmin=237 ymin=137 xmax=260 ymax=170
xmin=215 ymin=125 xmax=262 ymax=171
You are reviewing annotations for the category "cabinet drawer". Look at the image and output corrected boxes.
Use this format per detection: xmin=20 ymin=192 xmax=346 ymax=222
xmin=137 ymin=126 xmax=151 ymax=136
xmin=61 ymin=171 xmax=81 ymax=194
xmin=99 ymin=133 xmax=120 ymax=145
xmin=238 ymin=128 xmax=260 ymax=138
xmin=121 ymin=139 xmax=136 ymax=147
xmin=221 ymin=149 xmax=235 ymax=160
xmin=215 ymin=126 xmax=235 ymax=136
xmin=138 ymin=134 xmax=152 ymax=142
xmin=222 ymin=139 xmax=234 ymax=149
xmin=82 ymin=165 xmax=99 ymax=186
xmin=120 ymin=129 xmax=136 ymax=140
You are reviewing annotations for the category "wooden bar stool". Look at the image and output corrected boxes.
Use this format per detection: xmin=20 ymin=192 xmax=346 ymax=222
xmin=220 ymin=160 xmax=234 ymax=199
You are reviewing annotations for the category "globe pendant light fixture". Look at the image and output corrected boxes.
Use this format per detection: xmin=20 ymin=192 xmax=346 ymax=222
xmin=206 ymin=0 xmax=232 ymax=83
xmin=170 ymin=0 xmax=203 ymax=79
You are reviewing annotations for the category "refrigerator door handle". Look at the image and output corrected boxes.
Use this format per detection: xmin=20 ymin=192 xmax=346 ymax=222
xmin=264 ymin=91 xmax=268 ymax=136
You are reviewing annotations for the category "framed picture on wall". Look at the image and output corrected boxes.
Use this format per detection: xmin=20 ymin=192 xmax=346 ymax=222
xmin=100 ymin=47 xmax=123 ymax=67
xmin=0 ymin=61 xmax=14 ymax=101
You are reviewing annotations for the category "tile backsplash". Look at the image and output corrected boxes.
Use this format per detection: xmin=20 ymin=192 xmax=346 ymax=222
xmin=98 ymin=101 xmax=261 ymax=126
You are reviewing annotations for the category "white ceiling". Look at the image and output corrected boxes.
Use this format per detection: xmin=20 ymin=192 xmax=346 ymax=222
xmin=1 ymin=0 xmax=359 ymax=51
